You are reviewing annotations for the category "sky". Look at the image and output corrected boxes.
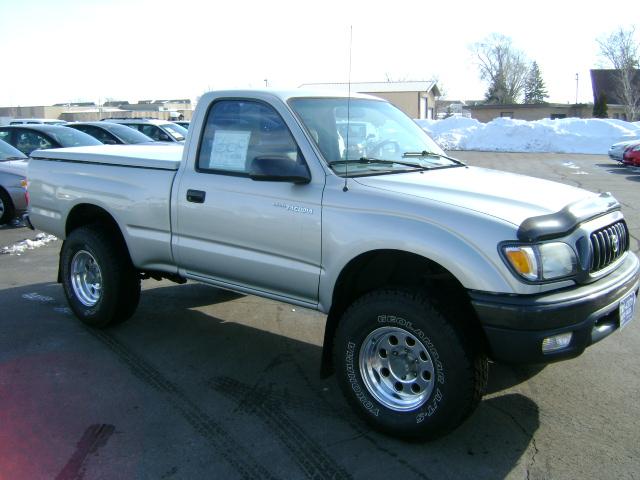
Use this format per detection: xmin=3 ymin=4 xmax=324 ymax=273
xmin=0 ymin=0 xmax=638 ymax=107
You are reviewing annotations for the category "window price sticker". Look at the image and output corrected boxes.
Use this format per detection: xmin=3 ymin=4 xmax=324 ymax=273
xmin=209 ymin=130 xmax=251 ymax=171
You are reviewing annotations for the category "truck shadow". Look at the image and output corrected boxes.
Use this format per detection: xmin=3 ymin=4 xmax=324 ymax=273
xmin=486 ymin=363 xmax=546 ymax=394
xmin=2 ymin=281 xmax=540 ymax=480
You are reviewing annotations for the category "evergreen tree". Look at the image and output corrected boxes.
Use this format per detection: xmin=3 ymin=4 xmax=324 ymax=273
xmin=485 ymin=73 xmax=509 ymax=104
xmin=524 ymin=62 xmax=549 ymax=104
xmin=593 ymin=93 xmax=609 ymax=118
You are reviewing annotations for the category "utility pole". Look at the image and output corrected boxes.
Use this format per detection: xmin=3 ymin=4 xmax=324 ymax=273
xmin=264 ymin=79 xmax=268 ymax=87
xmin=575 ymin=73 xmax=579 ymax=104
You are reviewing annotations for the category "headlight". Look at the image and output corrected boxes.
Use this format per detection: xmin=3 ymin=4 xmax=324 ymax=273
xmin=502 ymin=242 xmax=577 ymax=282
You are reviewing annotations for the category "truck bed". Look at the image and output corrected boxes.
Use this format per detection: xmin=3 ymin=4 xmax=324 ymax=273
xmin=31 ymin=144 xmax=183 ymax=170
xmin=28 ymin=144 xmax=182 ymax=273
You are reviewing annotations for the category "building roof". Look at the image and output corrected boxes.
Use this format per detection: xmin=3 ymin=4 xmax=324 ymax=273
xmin=137 ymin=99 xmax=191 ymax=105
xmin=299 ymin=81 xmax=440 ymax=96
xmin=466 ymin=102 xmax=590 ymax=110
xmin=52 ymin=102 xmax=96 ymax=107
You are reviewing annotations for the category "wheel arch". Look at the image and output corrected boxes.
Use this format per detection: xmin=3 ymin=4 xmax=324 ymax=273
xmin=59 ymin=203 xmax=132 ymax=282
xmin=0 ymin=186 xmax=14 ymax=224
xmin=320 ymin=249 xmax=487 ymax=377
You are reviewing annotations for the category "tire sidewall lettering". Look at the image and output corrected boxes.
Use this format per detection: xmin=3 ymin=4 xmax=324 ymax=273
xmin=345 ymin=341 xmax=380 ymax=417
xmin=343 ymin=313 xmax=447 ymax=423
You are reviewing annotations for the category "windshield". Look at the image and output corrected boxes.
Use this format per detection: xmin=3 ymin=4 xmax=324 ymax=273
xmin=0 ymin=139 xmax=27 ymax=160
xmin=48 ymin=128 xmax=102 ymax=147
xmin=162 ymin=123 xmax=187 ymax=141
xmin=289 ymin=98 xmax=453 ymax=176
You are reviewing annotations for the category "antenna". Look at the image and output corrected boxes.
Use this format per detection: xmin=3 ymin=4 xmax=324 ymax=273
xmin=343 ymin=25 xmax=353 ymax=192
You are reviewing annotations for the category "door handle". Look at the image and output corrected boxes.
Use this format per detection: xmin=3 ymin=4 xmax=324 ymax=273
xmin=186 ymin=189 xmax=206 ymax=203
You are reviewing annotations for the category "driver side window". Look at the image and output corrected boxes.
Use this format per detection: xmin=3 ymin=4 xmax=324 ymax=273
xmin=197 ymin=100 xmax=304 ymax=175
xmin=15 ymin=131 xmax=53 ymax=155
xmin=138 ymin=125 xmax=168 ymax=141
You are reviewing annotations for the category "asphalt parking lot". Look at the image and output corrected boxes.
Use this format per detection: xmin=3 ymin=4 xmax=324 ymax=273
xmin=1 ymin=152 xmax=639 ymax=480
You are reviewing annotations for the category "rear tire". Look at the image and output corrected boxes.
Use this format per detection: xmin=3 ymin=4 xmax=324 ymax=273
xmin=333 ymin=288 xmax=487 ymax=440
xmin=60 ymin=225 xmax=140 ymax=327
xmin=0 ymin=188 xmax=15 ymax=225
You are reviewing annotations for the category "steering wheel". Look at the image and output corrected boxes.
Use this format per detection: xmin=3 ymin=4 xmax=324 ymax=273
xmin=367 ymin=139 xmax=401 ymax=158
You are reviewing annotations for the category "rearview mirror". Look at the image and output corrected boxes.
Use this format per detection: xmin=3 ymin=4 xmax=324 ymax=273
xmin=249 ymin=156 xmax=311 ymax=184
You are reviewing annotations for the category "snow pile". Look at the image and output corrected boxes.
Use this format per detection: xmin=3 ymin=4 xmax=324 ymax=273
xmin=415 ymin=117 xmax=640 ymax=154
xmin=1 ymin=233 xmax=57 ymax=255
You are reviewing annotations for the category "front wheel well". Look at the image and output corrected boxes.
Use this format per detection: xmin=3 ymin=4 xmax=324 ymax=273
xmin=321 ymin=250 xmax=486 ymax=376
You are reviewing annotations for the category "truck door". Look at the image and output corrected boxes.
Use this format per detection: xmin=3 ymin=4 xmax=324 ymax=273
xmin=173 ymin=98 xmax=324 ymax=306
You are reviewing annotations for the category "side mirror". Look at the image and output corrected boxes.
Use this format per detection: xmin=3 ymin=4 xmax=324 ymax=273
xmin=249 ymin=156 xmax=311 ymax=184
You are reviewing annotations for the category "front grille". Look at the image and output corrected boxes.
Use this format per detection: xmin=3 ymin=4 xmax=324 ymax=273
xmin=590 ymin=221 xmax=628 ymax=272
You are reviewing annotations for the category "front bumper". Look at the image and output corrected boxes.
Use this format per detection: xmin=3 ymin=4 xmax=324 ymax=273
xmin=470 ymin=252 xmax=640 ymax=364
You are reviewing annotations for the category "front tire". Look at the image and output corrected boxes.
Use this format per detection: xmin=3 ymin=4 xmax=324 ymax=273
xmin=61 ymin=225 xmax=140 ymax=327
xmin=333 ymin=289 xmax=487 ymax=440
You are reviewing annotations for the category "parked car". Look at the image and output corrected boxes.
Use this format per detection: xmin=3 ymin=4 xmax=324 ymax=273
xmin=0 ymin=125 xmax=102 ymax=155
xmin=608 ymin=139 xmax=639 ymax=162
xmin=28 ymin=89 xmax=639 ymax=440
xmin=66 ymin=122 xmax=156 ymax=145
xmin=9 ymin=118 xmax=67 ymax=126
xmin=173 ymin=121 xmax=190 ymax=129
xmin=0 ymin=139 xmax=28 ymax=224
xmin=101 ymin=119 xmax=187 ymax=143
xmin=622 ymin=143 xmax=640 ymax=167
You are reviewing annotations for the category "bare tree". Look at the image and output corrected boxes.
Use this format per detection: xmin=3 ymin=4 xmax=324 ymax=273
xmin=597 ymin=27 xmax=640 ymax=121
xmin=472 ymin=34 xmax=529 ymax=104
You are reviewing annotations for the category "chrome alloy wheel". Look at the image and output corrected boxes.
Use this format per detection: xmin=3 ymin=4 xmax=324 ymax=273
xmin=0 ymin=197 xmax=5 ymax=217
xmin=70 ymin=250 xmax=103 ymax=307
xmin=359 ymin=326 xmax=436 ymax=411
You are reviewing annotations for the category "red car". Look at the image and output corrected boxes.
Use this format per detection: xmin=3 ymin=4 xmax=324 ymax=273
xmin=623 ymin=143 xmax=640 ymax=166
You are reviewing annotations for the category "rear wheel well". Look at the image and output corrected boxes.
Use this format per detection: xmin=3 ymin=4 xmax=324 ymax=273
xmin=66 ymin=204 xmax=120 ymax=238
xmin=61 ymin=204 xmax=132 ymax=280
xmin=321 ymin=250 xmax=486 ymax=376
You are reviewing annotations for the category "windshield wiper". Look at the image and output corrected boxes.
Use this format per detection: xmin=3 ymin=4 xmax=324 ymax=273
xmin=329 ymin=157 xmax=428 ymax=170
xmin=1 ymin=156 xmax=27 ymax=161
xmin=402 ymin=150 xmax=464 ymax=165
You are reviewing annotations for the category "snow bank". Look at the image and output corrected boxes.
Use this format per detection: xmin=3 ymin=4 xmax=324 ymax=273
xmin=415 ymin=116 xmax=640 ymax=154
xmin=1 ymin=233 xmax=57 ymax=255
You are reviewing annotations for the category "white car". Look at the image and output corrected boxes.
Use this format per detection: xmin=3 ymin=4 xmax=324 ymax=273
xmin=9 ymin=118 xmax=67 ymax=126
xmin=101 ymin=118 xmax=187 ymax=143
xmin=608 ymin=139 xmax=640 ymax=162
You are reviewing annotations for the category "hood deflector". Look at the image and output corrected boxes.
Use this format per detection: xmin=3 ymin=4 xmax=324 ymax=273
xmin=517 ymin=193 xmax=620 ymax=242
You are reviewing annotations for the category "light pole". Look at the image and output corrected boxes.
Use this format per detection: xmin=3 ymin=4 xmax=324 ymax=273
xmin=575 ymin=73 xmax=579 ymax=105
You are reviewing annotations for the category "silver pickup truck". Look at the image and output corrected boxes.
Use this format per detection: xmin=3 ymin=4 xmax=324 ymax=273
xmin=27 ymin=90 xmax=639 ymax=440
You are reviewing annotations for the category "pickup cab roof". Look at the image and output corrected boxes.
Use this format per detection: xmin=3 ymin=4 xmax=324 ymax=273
xmin=197 ymin=88 xmax=382 ymax=103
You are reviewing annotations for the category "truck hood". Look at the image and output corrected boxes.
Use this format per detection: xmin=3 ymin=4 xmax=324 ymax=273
xmin=354 ymin=165 xmax=596 ymax=227
xmin=0 ymin=159 xmax=28 ymax=177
